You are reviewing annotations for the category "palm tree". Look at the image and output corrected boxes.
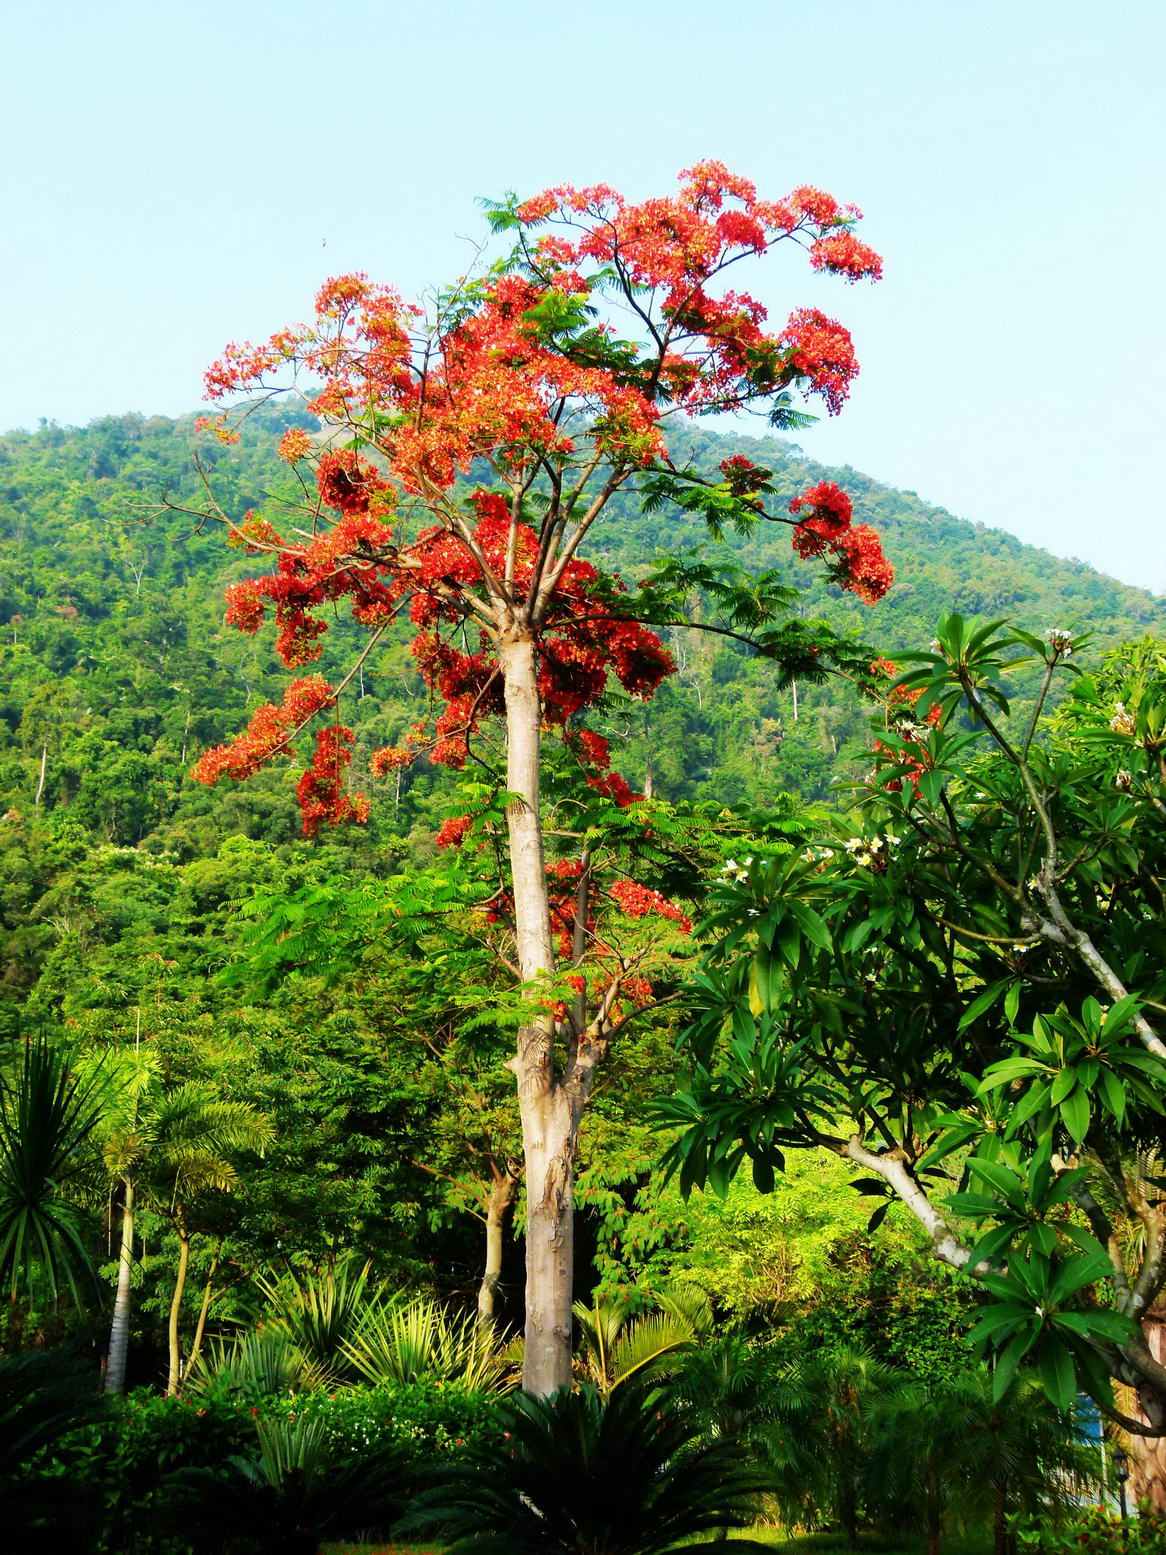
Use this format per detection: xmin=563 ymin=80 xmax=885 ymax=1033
xmin=762 ymin=1344 xmax=899 ymax=1542
xmin=668 ymin=1330 xmax=789 ymax=1455
xmin=573 ymin=1285 xmax=715 ymax=1394
xmin=400 ymin=1382 xmax=772 ymax=1554
xmin=85 ymin=1047 xmax=272 ymax=1394
xmin=153 ymin=1083 xmax=274 ymax=1394
xmin=0 ymin=1038 xmax=106 ymax=1314
xmin=867 ymin=1367 xmax=1099 ymax=1555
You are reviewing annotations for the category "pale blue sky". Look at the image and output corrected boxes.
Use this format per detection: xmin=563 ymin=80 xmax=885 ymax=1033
xmin=3 ymin=0 xmax=1163 ymax=591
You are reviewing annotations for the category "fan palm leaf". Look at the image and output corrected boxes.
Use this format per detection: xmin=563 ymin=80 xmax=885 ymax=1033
xmin=0 ymin=1038 xmax=106 ymax=1305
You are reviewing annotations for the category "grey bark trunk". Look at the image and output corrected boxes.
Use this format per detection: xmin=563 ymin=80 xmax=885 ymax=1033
xmin=477 ymin=1167 xmax=519 ymax=1328
xmin=34 ymin=744 xmax=47 ymax=808
xmin=166 ymin=1218 xmax=190 ymax=1396
xmin=499 ymin=628 xmax=576 ymax=1397
xmin=105 ymin=1178 xmax=134 ymax=1395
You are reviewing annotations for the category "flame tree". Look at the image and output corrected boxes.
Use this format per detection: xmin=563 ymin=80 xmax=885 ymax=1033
xmin=188 ymin=164 xmax=887 ymax=1393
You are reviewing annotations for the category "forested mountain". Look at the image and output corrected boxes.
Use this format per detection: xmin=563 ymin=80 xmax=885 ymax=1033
xmin=2 ymin=406 xmax=1160 ymax=848
xmin=2 ymin=407 xmax=1161 ymax=1024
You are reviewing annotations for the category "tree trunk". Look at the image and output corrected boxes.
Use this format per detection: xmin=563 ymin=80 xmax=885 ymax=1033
xmin=1129 ymin=1304 xmax=1166 ymax=1508
xmin=499 ymin=628 xmax=574 ymax=1397
xmin=522 ymin=1088 xmax=578 ymax=1395
xmin=992 ymin=1479 xmax=1007 ymax=1555
xmin=105 ymin=1178 xmax=134 ymax=1395
xmin=926 ymin=1502 xmax=943 ymax=1555
xmin=185 ymin=1239 xmax=221 ymax=1386
xmin=478 ymin=1165 xmax=519 ymax=1328
xmin=166 ymin=1214 xmax=191 ymax=1396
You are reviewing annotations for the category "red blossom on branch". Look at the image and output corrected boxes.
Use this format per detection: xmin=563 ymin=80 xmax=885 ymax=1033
xmin=434 ymin=814 xmax=473 ymax=849
xmin=608 ymin=879 xmax=692 ymax=934
xmin=788 ymin=484 xmax=893 ymax=604
xmin=194 ymin=165 xmax=888 ymax=835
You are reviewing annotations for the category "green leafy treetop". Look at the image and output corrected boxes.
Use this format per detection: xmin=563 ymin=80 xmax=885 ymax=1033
xmin=663 ymin=624 xmax=1166 ymax=1459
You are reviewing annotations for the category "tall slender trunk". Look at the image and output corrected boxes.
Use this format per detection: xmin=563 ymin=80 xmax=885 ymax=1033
xmin=105 ymin=1178 xmax=134 ymax=1395
xmin=992 ymin=1479 xmax=1008 ymax=1555
xmin=34 ymin=744 xmax=48 ymax=808
xmin=499 ymin=628 xmax=576 ymax=1397
xmin=166 ymin=1211 xmax=191 ymax=1396
xmin=478 ymin=1165 xmax=519 ymax=1329
xmin=185 ymin=1239 xmax=221 ymax=1385
xmin=926 ymin=1501 xmax=943 ymax=1555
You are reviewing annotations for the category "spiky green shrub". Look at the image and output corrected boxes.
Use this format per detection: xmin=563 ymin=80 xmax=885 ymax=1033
xmin=400 ymin=1381 xmax=771 ymax=1554
xmin=188 ymin=1327 xmax=326 ymax=1398
xmin=255 ymin=1256 xmax=385 ymax=1385
xmin=154 ymin=1412 xmax=405 ymax=1554
xmin=342 ymin=1294 xmax=514 ymax=1393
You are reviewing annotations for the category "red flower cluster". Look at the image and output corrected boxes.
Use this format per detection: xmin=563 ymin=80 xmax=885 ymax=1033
xmin=315 ymin=449 xmax=393 ymax=517
xmin=779 ymin=310 xmax=860 ymax=416
xmin=809 ymin=231 xmax=884 ymax=283
xmin=608 ymin=879 xmax=692 ymax=933
xmin=718 ymin=454 xmax=771 ymax=498
xmin=788 ymin=483 xmax=893 ymax=604
xmin=278 ymin=428 xmax=313 ymax=464
xmin=296 ymin=726 xmax=368 ymax=836
xmin=191 ymin=676 xmax=335 ymax=785
xmin=434 ymin=814 xmax=473 ymax=849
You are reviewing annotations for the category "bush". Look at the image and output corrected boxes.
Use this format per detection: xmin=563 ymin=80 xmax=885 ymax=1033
xmin=258 ymin=1378 xmax=500 ymax=1463
xmin=1015 ymin=1504 xmax=1166 ymax=1555
xmin=45 ymin=1379 xmax=498 ymax=1554
xmin=154 ymin=1412 xmax=406 ymax=1555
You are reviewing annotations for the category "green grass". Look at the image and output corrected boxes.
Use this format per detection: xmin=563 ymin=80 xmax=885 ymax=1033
xmin=325 ymin=1531 xmax=994 ymax=1555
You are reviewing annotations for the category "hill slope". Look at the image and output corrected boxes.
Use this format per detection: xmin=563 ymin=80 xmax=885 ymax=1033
xmin=1 ymin=407 xmax=1161 ymax=843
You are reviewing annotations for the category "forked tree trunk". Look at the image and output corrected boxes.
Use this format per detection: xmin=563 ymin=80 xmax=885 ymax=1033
xmin=499 ymin=628 xmax=576 ymax=1396
xmin=1128 ymin=1305 xmax=1166 ymax=1508
xmin=166 ymin=1214 xmax=191 ymax=1396
xmin=478 ymin=1165 xmax=519 ymax=1328
xmin=105 ymin=1178 xmax=135 ymax=1394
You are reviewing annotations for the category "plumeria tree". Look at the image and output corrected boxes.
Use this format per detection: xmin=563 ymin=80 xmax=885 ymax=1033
xmin=185 ymin=164 xmax=887 ymax=1392
xmin=662 ymin=624 xmax=1166 ymax=1488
